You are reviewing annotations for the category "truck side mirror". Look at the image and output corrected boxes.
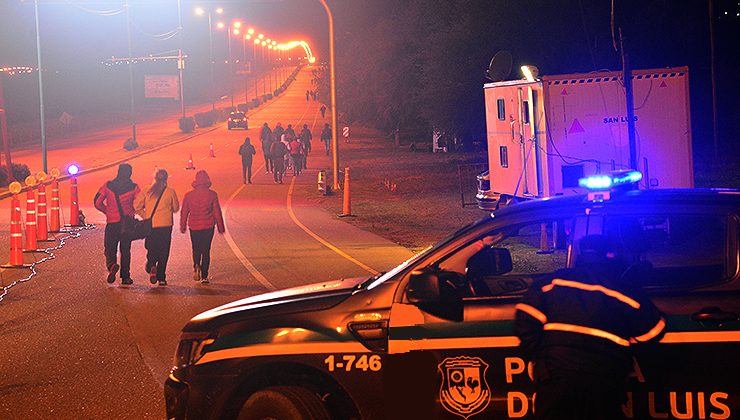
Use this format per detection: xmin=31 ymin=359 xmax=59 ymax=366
xmin=467 ymin=247 xmax=513 ymax=278
xmin=407 ymin=270 xmax=441 ymax=304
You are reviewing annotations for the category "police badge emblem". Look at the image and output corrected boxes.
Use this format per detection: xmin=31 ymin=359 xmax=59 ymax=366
xmin=438 ymin=356 xmax=491 ymax=419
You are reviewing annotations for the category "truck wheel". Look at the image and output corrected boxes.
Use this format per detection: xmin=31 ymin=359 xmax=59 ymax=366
xmin=237 ymin=386 xmax=330 ymax=420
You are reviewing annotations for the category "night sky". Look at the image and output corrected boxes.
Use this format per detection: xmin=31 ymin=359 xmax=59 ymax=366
xmin=1 ymin=0 xmax=738 ymax=151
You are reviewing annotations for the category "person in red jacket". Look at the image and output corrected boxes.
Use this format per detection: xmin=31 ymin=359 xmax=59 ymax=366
xmin=94 ymin=163 xmax=140 ymax=285
xmin=180 ymin=170 xmax=225 ymax=284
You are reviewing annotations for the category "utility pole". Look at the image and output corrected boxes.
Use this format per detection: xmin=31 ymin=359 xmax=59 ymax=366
xmin=177 ymin=0 xmax=185 ymax=119
xmin=708 ymin=0 xmax=719 ymax=160
xmin=619 ymin=28 xmax=638 ymax=172
xmin=319 ymin=0 xmax=340 ymax=191
xmin=34 ymin=0 xmax=47 ymax=173
xmin=125 ymin=0 xmax=137 ymax=145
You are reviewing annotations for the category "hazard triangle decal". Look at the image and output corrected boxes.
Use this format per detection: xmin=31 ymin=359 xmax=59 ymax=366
xmin=659 ymin=81 xmax=667 ymax=88
xmin=568 ymin=118 xmax=585 ymax=134
xmin=561 ymin=88 xmax=568 ymax=95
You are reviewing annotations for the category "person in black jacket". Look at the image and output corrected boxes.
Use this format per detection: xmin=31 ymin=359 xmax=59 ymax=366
xmin=515 ymin=232 xmax=665 ymax=420
xmin=259 ymin=123 xmax=273 ymax=174
xmin=238 ymin=137 xmax=256 ymax=184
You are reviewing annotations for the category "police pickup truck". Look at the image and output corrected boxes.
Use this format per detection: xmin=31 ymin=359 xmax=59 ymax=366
xmin=165 ymin=172 xmax=739 ymax=420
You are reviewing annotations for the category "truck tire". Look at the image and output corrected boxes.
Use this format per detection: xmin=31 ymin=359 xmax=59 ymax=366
xmin=237 ymin=386 xmax=330 ymax=420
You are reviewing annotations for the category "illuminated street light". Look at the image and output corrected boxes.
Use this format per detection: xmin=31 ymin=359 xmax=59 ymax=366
xmin=248 ymin=28 xmax=255 ymax=35
xmin=258 ymin=33 xmax=264 ymax=40
xmin=216 ymin=21 xmax=225 ymax=29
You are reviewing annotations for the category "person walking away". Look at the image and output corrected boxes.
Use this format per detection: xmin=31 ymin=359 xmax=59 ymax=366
xmin=238 ymin=137 xmax=257 ymax=184
xmin=305 ymin=90 xmax=310 ymax=102
xmin=320 ymin=104 xmax=327 ymax=119
xmin=299 ymin=124 xmax=312 ymax=169
xmin=515 ymin=233 xmax=665 ymax=420
xmin=285 ymin=123 xmax=296 ymax=139
xmin=270 ymin=139 xmax=288 ymax=184
xmin=94 ymin=163 xmax=140 ymax=285
xmin=321 ymin=123 xmax=331 ymax=156
xmin=281 ymin=129 xmax=294 ymax=174
xmin=259 ymin=122 xmax=273 ymax=174
xmin=180 ymin=170 xmax=225 ymax=284
xmin=135 ymin=169 xmax=179 ymax=286
xmin=289 ymin=136 xmax=303 ymax=176
xmin=273 ymin=122 xmax=284 ymax=149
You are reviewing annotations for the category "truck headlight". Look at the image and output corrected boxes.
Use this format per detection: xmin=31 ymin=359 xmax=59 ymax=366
xmin=174 ymin=332 xmax=215 ymax=368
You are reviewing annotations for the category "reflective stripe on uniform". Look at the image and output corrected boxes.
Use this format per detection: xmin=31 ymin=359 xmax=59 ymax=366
xmin=541 ymin=279 xmax=641 ymax=309
xmin=543 ymin=322 xmax=631 ymax=346
xmin=632 ymin=318 xmax=666 ymax=343
xmin=515 ymin=303 xmax=547 ymax=324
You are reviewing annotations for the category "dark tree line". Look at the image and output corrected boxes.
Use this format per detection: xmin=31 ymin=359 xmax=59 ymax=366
xmin=315 ymin=0 xmax=738 ymax=154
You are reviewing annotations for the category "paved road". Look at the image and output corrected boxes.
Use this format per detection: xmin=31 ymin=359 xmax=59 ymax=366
xmin=0 ymin=66 xmax=415 ymax=419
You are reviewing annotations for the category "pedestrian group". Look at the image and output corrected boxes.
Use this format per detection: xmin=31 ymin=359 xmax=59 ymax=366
xmin=95 ymin=119 xmax=329 ymax=286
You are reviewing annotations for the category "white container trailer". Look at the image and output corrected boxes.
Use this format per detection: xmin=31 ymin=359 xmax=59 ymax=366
xmin=480 ymin=66 xmax=693 ymax=208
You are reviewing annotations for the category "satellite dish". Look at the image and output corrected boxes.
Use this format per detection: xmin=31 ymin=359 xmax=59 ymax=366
xmin=486 ymin=51 xmax=513 ymax=82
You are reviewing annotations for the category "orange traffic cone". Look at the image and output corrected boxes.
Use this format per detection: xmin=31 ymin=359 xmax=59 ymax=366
xmin=68 ymin=176 xmax=82 ymax=227
xmin=186 ymin=152 xmax=196 ymax=170
xmin=49 ymin=178 xmax=62 ymax=232
xmin=37 ymin=181 xmax=53 ymax=242
xmin=24 ymin=187 xmax=38 ymax=252
xmin=1 ymin=184 xmax=29 ymax=268
xmin=338 ymin=167 xmax=353 ymax=217
xmin=209 ymin=143 xmax=216 ymax=158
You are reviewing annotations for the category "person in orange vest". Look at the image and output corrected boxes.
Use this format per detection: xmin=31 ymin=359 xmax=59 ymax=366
xmin=94 ymin=164 xmax=140 ymax=285
xmin=515 ymin=231 xmax=665 ymax=420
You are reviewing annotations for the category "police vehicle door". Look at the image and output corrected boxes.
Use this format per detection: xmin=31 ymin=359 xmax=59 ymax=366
xmin=385 ymin=217 xmax=572 ymax=419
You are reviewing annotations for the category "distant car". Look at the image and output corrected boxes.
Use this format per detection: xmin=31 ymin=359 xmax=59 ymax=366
xmin=228 ymin=112 xmax=248 ymax=130
xmin=165 ymin=171 xmax=740 ymax=420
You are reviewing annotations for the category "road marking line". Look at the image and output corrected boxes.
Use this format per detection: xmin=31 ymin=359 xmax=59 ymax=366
xmin=222 ymin=180 xmax=277 ymax=291
xmin=286 ymin=177 xmax=379 ymax=276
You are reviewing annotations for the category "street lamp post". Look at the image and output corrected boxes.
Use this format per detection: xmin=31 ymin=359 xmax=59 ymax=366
xmin=319 ymin=0 xmax=340 ymax=191
xmin=195 ymin=6 xmax=223 ymax=110
xmin=33 ymin=0 xmax=47 ymax=173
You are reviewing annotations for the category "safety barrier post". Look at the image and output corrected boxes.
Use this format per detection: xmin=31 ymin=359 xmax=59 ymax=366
xmin=1 ymin=182 xmax=29 ymax=268
xmin=48 ymin=168 xmax=62 ymax=232
xmin=23 ymin=175 xmax=38 ymax=252
xmin=338 ymin=167 xmax=353 ymax=217
xmin=68 ymin=176 xmax=81 ymax=227
xmin=317 ymin=170 xmax=326 ymax=194
xmin=36 ymin=171 xmax=54 ymax=242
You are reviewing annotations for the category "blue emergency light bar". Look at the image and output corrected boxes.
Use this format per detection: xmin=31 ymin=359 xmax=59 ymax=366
xmin=579 ymin=170 xmax=642 ymax=190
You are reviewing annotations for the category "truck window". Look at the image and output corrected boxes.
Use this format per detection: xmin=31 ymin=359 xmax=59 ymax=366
xmin=523 ymin=100 xmax=530 ymax=124
xmin=497 ymin=98 xmax=505 ymax=121
xmin=499 ymin=146 xmax=509 ymax=168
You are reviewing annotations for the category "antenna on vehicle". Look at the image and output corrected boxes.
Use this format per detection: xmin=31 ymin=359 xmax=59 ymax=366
xmin=486 ymin=51 xmax=513 ymax=82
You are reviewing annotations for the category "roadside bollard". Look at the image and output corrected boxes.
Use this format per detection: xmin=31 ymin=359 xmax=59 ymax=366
xmin=317 ymin=170 xmax=326 ymax=194
xmin=36 ymin=171 xmax=53 ymax=242
xmin=338 ymin=167 xmax=353 ymax=217
xmin=49 ymin=168 xmax=62 ymax=232
xmin=69 ymin=177 xmax=80 ymax=227
xmin=1 ymin=182 xmax=29 ymax=268
xmin=23 ymin=175 xmax=38 ymax=252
